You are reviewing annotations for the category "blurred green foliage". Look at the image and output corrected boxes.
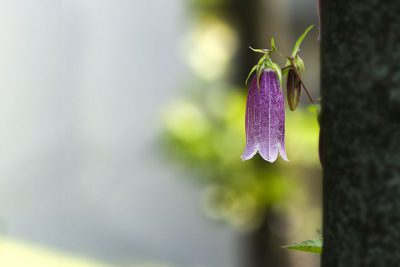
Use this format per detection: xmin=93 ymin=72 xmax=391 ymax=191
xmin=166 ymin=0 xmax=321 ymax=238
xmin=162 ymin=86 xmax=319 ymax=230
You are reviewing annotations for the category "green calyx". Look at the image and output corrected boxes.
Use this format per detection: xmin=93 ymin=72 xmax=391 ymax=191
xmin=245 ymin=38 xmax=282 ymax=89
xmin=288 ymin=55 xmax=305 ymax=75
xmin=245 ymin=26 xmax=313 ymax=89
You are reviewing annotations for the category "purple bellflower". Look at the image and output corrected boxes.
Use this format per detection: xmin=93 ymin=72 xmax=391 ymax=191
xmin=241 ymin=69 xmax=288 ymax=162
xmin=241 ymin=28 xmax=314 ymax=162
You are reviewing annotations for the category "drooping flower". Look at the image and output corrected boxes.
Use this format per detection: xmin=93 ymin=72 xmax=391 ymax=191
xmin=241 ymin=69 xmax=288 ymax=162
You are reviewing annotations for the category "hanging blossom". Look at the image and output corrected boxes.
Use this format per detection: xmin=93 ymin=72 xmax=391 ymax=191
xmin=241 ymin=69 xmax=288 ymax=162
xmin=241 ymin=40 xmax=288 ymax=162
xmin=241 ymin=27 xmax=314 ymax=162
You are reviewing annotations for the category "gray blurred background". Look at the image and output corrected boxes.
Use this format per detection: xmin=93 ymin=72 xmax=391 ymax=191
xmin=0 ymin=0 xmax=320 ymax=267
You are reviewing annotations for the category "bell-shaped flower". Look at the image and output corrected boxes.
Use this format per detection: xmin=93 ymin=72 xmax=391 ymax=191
xmin=241 ymin=69 xmax=288 ymax=162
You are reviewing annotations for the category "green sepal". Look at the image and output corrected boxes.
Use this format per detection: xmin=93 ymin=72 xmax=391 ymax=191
xmin=245 ymin=39 xmax=281 ymax=89
xmin=266 ymin=60 xmax=282 ymax=87
xmin=292 ymin=55 xmax=305 ymax=74
xmin=245 ymin=65 xmax=258 ymax=85
xmin=254 ymin=58 xmax=282 ymax=89
xmin=256 ymin=59 xmax=282 ymax=89
xmin=282 ymin=60 xmax=292 ymax=76
xmin=249 ymin=46 xmax=269 ymax=54
xmin=257 ymin=64 xmax=263 ymax=89
xmin=257 ymin=54 xmax=267 ymax=65
xmin=283 ymin=239 xmax=323 ymax=254
xmin=291 ymin=25 xmax=314 ymax=58
xmin=245 ymin=54 xmax=266 ymax=85
xmin=281 ymin=67 xmax=291 ymax=76
xmin=283 ymin=55 xmax=305 ymax=79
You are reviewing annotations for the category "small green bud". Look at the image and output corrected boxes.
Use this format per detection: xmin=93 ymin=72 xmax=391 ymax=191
xmin=286 ymin=69 xmax=302 ymax=111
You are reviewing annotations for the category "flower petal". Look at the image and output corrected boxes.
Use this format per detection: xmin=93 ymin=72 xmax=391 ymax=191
xmin=241 ymin=75 xmax=259 ymax=160
xmin=273 ymin=71 xmax=289 ymax=161
xmin=257 ymin=71 xmax=277 ymax=162
xmin=241 ymin=70 xmax=288 ymax=162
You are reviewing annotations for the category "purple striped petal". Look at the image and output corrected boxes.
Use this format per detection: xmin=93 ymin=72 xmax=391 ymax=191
xmin=241 ymin=70 xmax=288 ymax=162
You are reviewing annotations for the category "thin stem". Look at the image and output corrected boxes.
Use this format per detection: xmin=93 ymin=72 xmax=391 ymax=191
xmin=299 ymin=77 xmax=315 ymax=104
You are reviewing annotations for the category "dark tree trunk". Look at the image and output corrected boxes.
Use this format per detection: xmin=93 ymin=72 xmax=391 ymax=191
xmin=320 ymin=1 xmax=400 ymax=266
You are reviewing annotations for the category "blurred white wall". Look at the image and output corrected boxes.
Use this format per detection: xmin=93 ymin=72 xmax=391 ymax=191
xmin=0 ymin=1 xmax=237 ymax=266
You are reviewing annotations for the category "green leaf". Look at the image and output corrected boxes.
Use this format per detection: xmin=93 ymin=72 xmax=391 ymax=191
xmin=291 ymin=25 xmax=314 ymax=58
xmin=283 ymin=239 xmax=322 ymax=254
xmin=270 ymin=38 xmax=276 ymax=51
xmin=308 ymin=104 xmax=321 ymax=115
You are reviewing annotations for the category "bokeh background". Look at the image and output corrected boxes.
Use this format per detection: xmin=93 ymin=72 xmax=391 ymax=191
xmin=0 ymin=0 xmax=320 ymax=266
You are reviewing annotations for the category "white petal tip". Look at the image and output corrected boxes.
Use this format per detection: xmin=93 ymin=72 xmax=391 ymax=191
xmin=259 ymin=153 xmax=278 ymax=163
xmin=279 ymin=150 xmax=289 ymax=161
xmin=241 ymin=148 xmax=257 ymax=161
xmin=241 ymin=155 xmax=253 ymax=161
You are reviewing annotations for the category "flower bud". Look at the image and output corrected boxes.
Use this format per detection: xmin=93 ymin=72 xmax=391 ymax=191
xmin=286 ymin=69 xmax=302 ymax=111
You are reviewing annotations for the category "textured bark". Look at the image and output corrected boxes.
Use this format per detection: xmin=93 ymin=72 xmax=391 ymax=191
xmin=320 ymin=1 xmax=400 ymax=266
